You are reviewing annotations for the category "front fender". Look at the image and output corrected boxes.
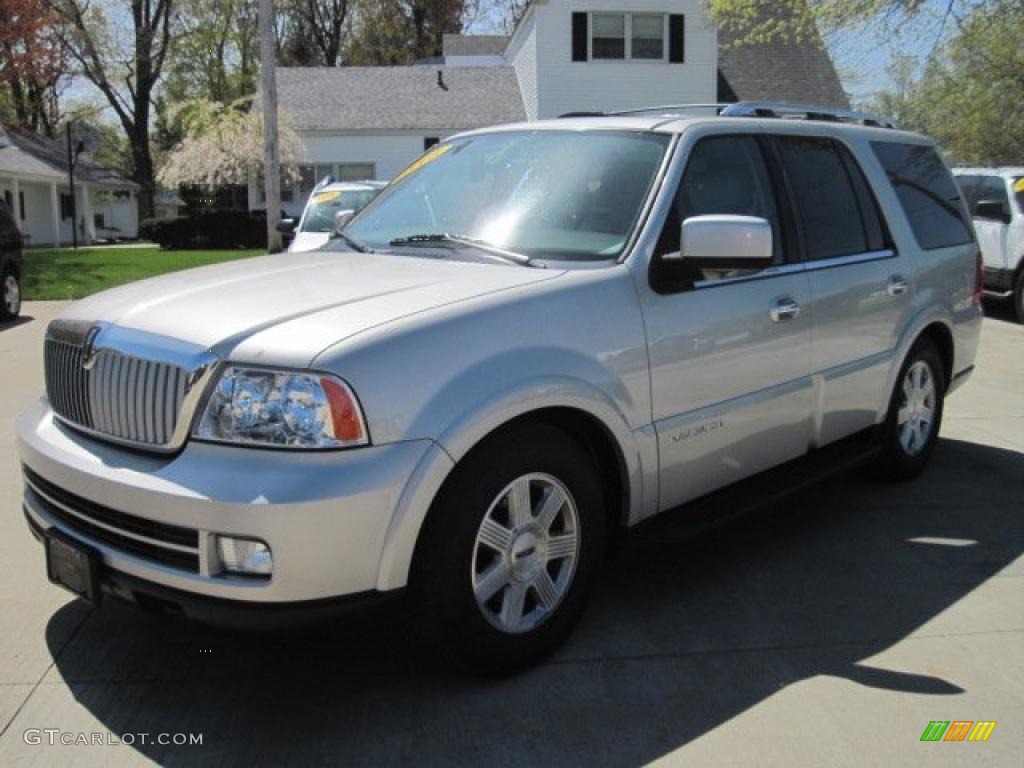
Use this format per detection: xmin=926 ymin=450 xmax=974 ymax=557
xmin=374 ymin=376 xmax=651 ymax=591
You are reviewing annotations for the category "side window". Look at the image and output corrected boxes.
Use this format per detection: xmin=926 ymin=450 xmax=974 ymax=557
xmin=657 ymin=135 xmax=783 ymax=264
xmin=774 ymin=136 xmax=872 ymax=261
xmin=980 ymin=176 xmax=1010 ymax=210
xmin=955 ymin=175 xmax=984 ymax=214
xmin=871 ymin=142 xmax=973 ymax=250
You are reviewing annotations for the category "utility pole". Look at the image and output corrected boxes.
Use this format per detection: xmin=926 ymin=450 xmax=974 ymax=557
xmin=260 ymin=0 xmax=283 ymax=253
xmin=65 ymin=124 xmax=84 ymax=250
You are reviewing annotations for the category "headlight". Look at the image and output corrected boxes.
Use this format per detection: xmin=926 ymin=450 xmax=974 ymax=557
xmin=194 ymin=366 xmax=369 ymax=449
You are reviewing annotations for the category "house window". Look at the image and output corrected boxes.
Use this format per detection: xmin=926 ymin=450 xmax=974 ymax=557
xmin=2 ymin=190 xmax=11 ymax=210
xmin=424 ymin=137 xmax=440 ymax=151
xmin=19 ymin=190 xmax=25 ymax=220
xmin=631 ymin=14 xmax=665 ymax=60
xmin=582 ymin=12 xmax=675 ymax=62
xmin=313 ymin=164 xmax=334 ymax=184
xmin=337 ymin=163 xmax=375 ymax=182
xmin=60 ymin=193 xmax=74 ymax=220
xmin=592 ymin=13 xmax=626 ymax=59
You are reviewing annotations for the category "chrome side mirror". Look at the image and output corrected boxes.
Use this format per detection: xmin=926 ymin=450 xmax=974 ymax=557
xmin=664 ymin=214 xmax=773 ymax=268
xmin=330 ymin=209 xmax=356 ymax=238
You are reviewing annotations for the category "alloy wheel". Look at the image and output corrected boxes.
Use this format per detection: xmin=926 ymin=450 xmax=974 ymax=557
xmin=3 ymin=274 xmax=19 ymax=316
xmin=897 ymin=360 xmax=936 ymax=456
xmin=471 ymin=472 xmax=580 ymax=634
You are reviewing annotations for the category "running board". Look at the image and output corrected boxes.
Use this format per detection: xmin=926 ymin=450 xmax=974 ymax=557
xmin=632 ymin=428 xmax=881 ymax=545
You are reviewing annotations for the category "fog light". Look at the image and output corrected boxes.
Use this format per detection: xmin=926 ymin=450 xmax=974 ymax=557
xmin=216 ymin=536 xmax=273 ymax=576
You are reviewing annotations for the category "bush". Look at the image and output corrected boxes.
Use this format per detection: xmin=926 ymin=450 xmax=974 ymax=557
xmin=140 ymin=211 xmax=270 ymax=250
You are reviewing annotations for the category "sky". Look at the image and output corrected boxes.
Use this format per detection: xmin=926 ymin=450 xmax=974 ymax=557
xmin=819 ymin=0 xmax=970 ymax=106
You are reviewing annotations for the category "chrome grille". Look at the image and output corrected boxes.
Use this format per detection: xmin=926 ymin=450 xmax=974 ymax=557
xmin=87 ymin=351 xmax=187 ymax=445
xmin=43 ymin=320 xmax=214 ymax=451
xmin=44 ymin=338 xmax=93 ymax=427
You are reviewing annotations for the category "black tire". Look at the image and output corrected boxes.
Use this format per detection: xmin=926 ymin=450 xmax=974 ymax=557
xmin=410 ymin=422 xmax=607 ymax=673
xmin=0 ymin=267 xmax=21 ymax=321
xmin=876 ymin=338 xmax=945 ymax=480
xmin=1013 ymin=267 xmax=1024 ymax=324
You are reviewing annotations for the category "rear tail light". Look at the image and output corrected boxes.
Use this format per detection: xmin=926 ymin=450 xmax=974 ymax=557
xmin=972 ymin=251 xmax=984 ymax=304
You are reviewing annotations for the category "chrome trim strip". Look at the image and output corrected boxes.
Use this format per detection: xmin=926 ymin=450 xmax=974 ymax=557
xmin=693 ymin=250 xmax=897 ymax=290
xmin=23 ymin=480 xmax=199 ymax=557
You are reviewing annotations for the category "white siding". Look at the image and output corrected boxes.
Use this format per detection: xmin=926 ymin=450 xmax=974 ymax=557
xmin=533 ymin=0 xmax=717 ymax=118
xmin=507 ymin=11 xmax=539 ymax=120
xmin=13 ymin=182 xmax=53 ymax=246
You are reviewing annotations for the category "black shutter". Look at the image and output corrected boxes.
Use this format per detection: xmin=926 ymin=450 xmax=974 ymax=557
xmin=669 ymin=14 xmax=685 ymax=63
xmin=572 ymin=12 xmax=588 ymax=61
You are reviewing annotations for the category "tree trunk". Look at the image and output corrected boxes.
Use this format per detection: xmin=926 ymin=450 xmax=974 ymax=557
xmin=132 ymin=137 xmax=156 ymax=221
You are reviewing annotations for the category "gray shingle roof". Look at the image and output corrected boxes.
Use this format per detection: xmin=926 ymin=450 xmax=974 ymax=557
xmin=443 ymin=34 xmax=510 ymax=57
xmin=275 ymin=67 xmax=526 ymax=132
xmin=717 ymin=24 xmax=849 ymax=108
xmin=1 ymin=125 xmax=137 ymax=187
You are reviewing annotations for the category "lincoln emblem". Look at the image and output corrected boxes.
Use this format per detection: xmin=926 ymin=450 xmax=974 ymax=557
xmin=81 ymin=325 xmax=102 ymax=370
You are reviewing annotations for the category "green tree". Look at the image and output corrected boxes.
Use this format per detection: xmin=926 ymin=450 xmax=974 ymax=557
xmin=865 ymin=1 xmax=1024 ymax=163
xmin=50 ymin=0 xmax=176 ymax=220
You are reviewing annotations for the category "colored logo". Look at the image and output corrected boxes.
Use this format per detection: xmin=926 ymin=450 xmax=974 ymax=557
xmin=920 ymin=721 xmax=996 ymax=742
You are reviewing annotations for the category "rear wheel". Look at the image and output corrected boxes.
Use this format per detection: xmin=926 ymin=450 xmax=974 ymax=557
xmin=0 ymin=269 xmax=20 ymax=321
xmin=411 ymin=423 xmax=606 ymax=672
xmin=876 ymin=338 xmax=945 ymax=480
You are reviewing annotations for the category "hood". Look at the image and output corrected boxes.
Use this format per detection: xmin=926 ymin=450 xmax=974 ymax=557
xmin=60 ymin=251 xmax=564 ymax=367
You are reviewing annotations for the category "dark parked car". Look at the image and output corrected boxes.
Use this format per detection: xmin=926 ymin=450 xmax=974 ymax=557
xmin=0 ymin=198 xmax=24 ymax=320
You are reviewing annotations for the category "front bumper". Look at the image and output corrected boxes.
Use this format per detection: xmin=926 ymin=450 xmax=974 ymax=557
xmin=17 ymin=399 xmax=435 ymax=606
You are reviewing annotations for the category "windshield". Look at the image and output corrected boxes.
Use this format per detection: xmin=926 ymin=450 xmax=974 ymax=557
xmin=343 ymin=130 xmax=671 ymax=261
xmin=300 ymin=189 xmax=380 ymax=232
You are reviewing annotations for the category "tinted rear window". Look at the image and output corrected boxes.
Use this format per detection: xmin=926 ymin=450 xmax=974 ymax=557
xmin=871 ymin=142 xmax=973 ymax=250
xmin=775 ymin=136 xmax=878 ymax=261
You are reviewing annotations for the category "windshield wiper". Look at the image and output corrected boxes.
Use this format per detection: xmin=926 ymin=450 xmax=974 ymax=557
xmin=388 ymin=233 xmax=532 ymax=266
xmin=335 ymin=230 xmax=373 ymax=253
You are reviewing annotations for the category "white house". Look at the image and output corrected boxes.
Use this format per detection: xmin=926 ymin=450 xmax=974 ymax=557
xmin=0 ymin=125 xmax=140 ymax=246
xmin=256 ymin=0 xmax=847 ymax=216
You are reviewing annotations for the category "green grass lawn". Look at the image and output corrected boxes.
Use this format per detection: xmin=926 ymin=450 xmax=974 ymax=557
xmin=22 ymin=246 xmax=265 ymax=301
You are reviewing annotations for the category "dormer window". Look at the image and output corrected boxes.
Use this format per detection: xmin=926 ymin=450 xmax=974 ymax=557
xmin=631 ymin=14 xmax=666 ymax=60
xmin=574 ymin=12 xmax=684 ymax=63
xmin=592 ymin=13 xmax=626 ymax=59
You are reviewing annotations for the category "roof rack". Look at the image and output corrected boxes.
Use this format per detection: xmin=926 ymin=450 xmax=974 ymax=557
xmin=565 ymin=101 xmax=898 ymax=129
xmin=720 ymin=102 xmax=898 ymax=129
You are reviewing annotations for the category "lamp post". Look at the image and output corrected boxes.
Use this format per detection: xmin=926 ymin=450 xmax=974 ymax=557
xmin=65 ymin=123 xmax=85 ymax=250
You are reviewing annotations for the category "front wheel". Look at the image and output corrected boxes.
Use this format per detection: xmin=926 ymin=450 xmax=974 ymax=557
xmin=410 ymin=423 xmax=606 ymax=672
xmin=0 ymin=269 xmax=20 ymax=321
xmin=876 ymin=338 xmax=945 ymax=480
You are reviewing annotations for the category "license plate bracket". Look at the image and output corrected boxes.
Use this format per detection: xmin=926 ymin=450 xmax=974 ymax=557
xmin=45 ymin=529 xmax=102 ymax=606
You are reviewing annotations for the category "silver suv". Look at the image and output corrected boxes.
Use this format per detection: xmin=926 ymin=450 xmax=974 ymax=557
xmin=17 ymin=103 xmax=983 ymax=670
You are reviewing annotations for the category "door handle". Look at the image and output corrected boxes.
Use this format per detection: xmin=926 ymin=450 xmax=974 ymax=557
xmin=887 ymin=274 xmax=910 ymax=297
xmin=770 ymin=297 xmax=801 ymax=323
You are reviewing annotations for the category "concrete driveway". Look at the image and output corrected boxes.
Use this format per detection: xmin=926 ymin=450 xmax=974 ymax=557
xmin=0 ymin=301 xmax=1021 ymax=767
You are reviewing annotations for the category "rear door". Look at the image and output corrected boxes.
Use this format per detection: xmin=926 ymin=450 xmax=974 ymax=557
xmin=771 ymin=134 xmax=912 ymax=446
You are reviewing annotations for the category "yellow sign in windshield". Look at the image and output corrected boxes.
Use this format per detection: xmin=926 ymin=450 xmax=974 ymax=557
xmin=1014 ymin=178 xmax=1024 ymax=194
xmin=312 ymin=190 xmax=342 ymax=204
xmin=394 ymin=144 xmax=453 ymax=184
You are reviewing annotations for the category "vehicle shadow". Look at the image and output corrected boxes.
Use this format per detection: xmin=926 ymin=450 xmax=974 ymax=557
xmin=44 ymin=437 xmax=1023 ymax=767
xmin=0 ymin=315 xmax=33 ymax=332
